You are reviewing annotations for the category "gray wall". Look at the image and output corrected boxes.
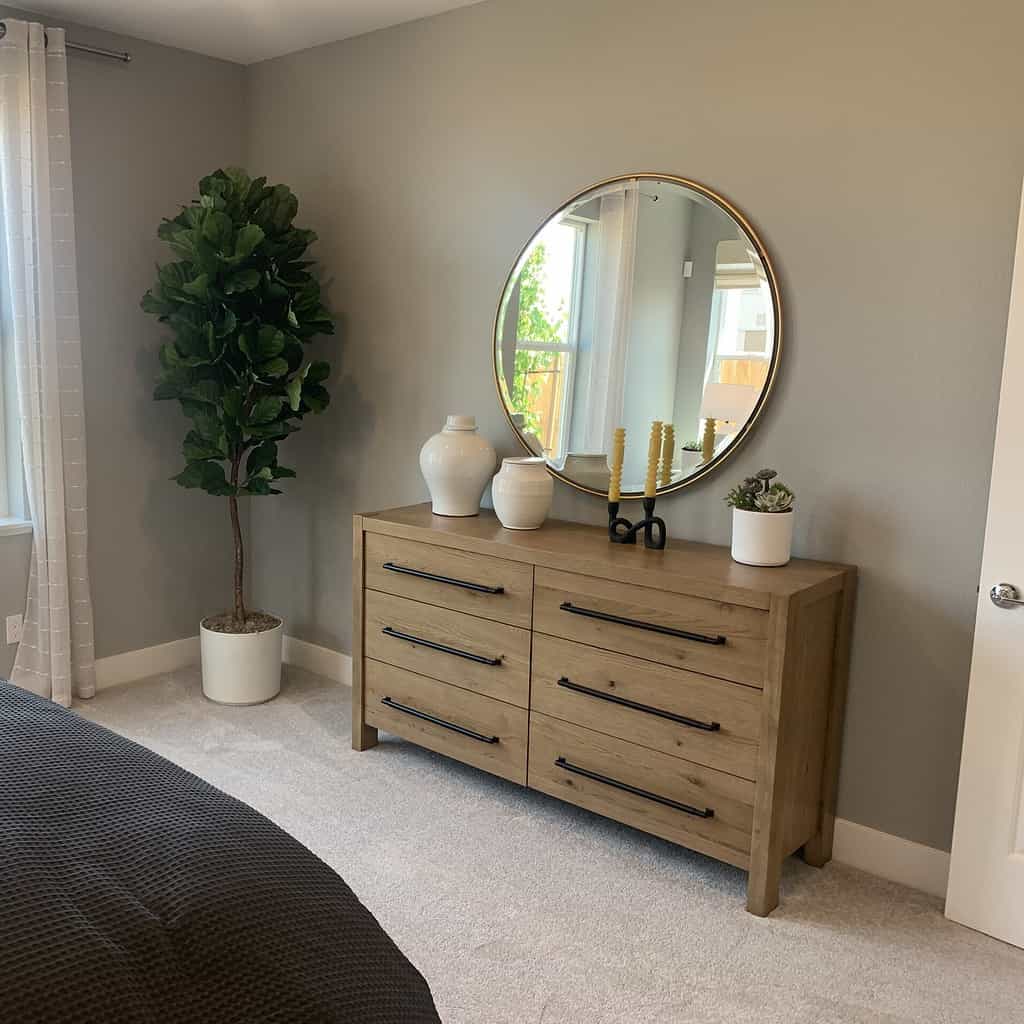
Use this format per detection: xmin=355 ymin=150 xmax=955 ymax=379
xmin=246 ymin=0 xmax=1024 ymax=852
xmin=0 ymin=531 xmax=30 ymax=677
xmin=0 ymin=9 xmax=247 ymax=660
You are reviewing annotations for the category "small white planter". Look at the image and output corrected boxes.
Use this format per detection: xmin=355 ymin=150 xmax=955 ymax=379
xmin=679 ymin=449 xmax=704 ymax=476
xmin=731 ymin=508 xmax=794 ymax=567
xmin=491 ymin=457 xmax=553 ymax=530
xmin=200 ymin=616 xmax=283 ymax=705
xmin=561 ymin=452 xmax=611 ymax=493
xmin=419 ymin=414 xmax=496 ymax=517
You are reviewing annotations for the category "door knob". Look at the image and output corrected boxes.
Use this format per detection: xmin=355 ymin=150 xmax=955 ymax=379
xmin=990 ymin=583 xmax=1024 ymax=609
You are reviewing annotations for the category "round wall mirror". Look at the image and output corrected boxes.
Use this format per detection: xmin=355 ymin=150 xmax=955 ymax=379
xmin=493 ymin=174 xmax=781 ymax=497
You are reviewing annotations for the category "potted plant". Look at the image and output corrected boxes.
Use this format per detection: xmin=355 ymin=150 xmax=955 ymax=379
xmin=679 ymin=439 xmax=703 ymax=475
xmin=142 ymin=168 xmax=334 ymax=704
xmin=725 ymin=469 xmax=795 ymax=566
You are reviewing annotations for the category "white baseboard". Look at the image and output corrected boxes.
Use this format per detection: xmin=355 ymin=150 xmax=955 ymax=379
xmin=281 ymin=635 xmax=352 ymax=685
xmin=832 ymin=817 xmax=950 ymax=899
xmin=95 ymin=633 xmax=351 ymax=690
xmin=95 ymin=635 xmax=200 ymax=690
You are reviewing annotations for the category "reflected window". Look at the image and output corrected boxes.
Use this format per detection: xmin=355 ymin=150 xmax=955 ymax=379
xmin=510 ymin=219 xmax=586 ymax=460
xmin=706 ymin=241 xmax=772 ymax=393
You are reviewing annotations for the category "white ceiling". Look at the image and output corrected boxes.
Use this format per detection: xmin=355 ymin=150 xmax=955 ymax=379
xmin=23 ymin=1 xmax=485 ymax=64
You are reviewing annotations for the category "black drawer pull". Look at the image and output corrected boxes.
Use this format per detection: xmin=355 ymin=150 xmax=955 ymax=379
xmin=557 ymin=677 xmax=720 ymax=731
xmin=380 ymin=697 xmax=499 ymax=744
xmin=382 ymin=626 xmax=502 ymax=666
xmin=554 ymin=757 xmax=714 ymax=819
xmin=558 ymin=601 xmax=725 ymax=646
xmin=382 ymin=562 xmax=505 ymax=594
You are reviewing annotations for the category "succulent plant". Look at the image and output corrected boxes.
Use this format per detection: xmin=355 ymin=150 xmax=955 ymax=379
xmin=681 ymin=439 xmax=702 ymax=452
xmin=724 ymin=480 xmax=760 ymax=511
xmin=754 ymin=483 xmax=795 ymax=513
xmin=725 ymin=469 xmax=795 ymax=513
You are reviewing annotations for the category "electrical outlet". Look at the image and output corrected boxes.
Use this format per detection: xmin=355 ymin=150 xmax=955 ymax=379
xmin=6 ymin=614 xmax=23 ymax=646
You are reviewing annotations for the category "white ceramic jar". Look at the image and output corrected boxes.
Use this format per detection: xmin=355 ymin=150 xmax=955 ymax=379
xmin=731 ymin=508 xmax=794 ymax=567
xmin=419 ymin=414 xmax=496 ymax=517
xmin=491 ymin=457 xmax=554 ymax=530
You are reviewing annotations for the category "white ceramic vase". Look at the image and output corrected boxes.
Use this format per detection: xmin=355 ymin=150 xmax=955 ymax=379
xmin=561 ymin=452 xmax=611 ymax=493
xmin=731 ymin=508 xmax=794 ymax=567
xmin=200 ymin=616 xmax=283 ymax=704
xmin=491 ymin=457 xmax=553 ymax=530
xmin=419 ymin=415 xmax=497 ymax=517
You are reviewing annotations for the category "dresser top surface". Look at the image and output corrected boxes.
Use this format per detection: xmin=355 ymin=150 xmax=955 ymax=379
xmin=359 ymin=504 xmax=854 ymax=607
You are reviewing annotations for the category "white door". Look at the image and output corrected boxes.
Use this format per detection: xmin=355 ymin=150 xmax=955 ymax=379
xmin=946 ymin=183 xmax=1024 ymax=947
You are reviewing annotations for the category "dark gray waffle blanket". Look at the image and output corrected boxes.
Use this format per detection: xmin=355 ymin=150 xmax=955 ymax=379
xmin=0 ymin=681 xmax=440 ymax=1023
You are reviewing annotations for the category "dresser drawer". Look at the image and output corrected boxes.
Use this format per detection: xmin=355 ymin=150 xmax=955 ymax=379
xmin=364 ymin=590 xmax=530 ymax=706
xmin=365 ymin=533 xmax=533 ymax=628
xmin=533 ymin=567 xmax=768 ymax=687
xmin=531 ymin=635 xmax=761 ymax=780
xmin=528 ymin=713 xmax=754 ymax=866
xmin=365 ymin=660 xmax=527 ymax=784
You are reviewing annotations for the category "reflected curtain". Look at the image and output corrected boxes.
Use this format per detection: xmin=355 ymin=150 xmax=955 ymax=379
xmin=576 ymin=184 xmax=639 ymax=454
xmin=0 ymin=19 xmax=95 ymax=705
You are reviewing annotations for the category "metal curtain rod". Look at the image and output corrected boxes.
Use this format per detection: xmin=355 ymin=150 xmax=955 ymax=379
xmin=66 ymin=40 xmax=132 ymax=63
xmin=0 ymin=22 xmax=132 ymax=63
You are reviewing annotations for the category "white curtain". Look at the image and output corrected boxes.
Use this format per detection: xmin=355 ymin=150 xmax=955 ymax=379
xmin=576 ymin=185 xmax=639 ymax=453
xmin=0 ymin=19 xmax=95 ymax=705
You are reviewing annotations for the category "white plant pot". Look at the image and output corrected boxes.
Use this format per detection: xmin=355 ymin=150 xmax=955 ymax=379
xmin=561 ymin=452 xmax=611 ymax=493
xmin=731 ymin=508 xmax=794 ymax=567
xmin=200 ymin=617 xmax=283 ymax=705
xmin=679 ymin=449 xmax=704 ymax=476
xmin=419 ymin=414 xmax=496 ymax=517
xmin=491 ymin=457 xmax=554 ymax=530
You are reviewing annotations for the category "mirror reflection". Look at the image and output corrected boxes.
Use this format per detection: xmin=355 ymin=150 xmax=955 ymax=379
xmin=495 ymin=176 xmax=778 ymax=495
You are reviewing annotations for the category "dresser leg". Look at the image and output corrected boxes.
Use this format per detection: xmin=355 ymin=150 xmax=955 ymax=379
xmin=353 ymin=724 xmax=378 ymax=751
xmin=746 ymin=854 xmax=781 ymax=916
xmin=800 ymin=817 xmax=835 ymax=868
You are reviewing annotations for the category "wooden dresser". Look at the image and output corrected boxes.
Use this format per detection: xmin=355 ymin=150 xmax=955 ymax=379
xmin=352 ymin=504 xmax=856 ymax=915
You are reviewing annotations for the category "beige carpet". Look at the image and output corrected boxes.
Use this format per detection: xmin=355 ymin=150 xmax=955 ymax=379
xmin=78 ymin=667 xmax=1024 ymax=1024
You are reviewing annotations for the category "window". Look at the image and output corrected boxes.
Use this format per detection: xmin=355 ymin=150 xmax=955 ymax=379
xmin=711 ymin=286 xmax=769 ymax=357
xmin=705 ymin=240 xmax=773 ymax=393
xmin=510 ymin=218 xmax=587 ymax=462
xmin=0 ymin=407 xmax=6 ymax=523
xmin=0 ymin=336 xmax=9 ymax=519
xmin=0 ymin=320 xmax=28 ymax=527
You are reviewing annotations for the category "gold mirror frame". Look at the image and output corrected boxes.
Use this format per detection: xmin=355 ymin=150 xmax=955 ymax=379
xmin=492 ymin=172 xmax=783 ymax=498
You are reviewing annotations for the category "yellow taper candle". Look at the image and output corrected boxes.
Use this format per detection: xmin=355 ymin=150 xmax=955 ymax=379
xmin=644 ymin=421 xmax=663 ymax=497
xmin=659 ymin=424 xmax=675 ymax=487
xmin=608 ymin=427 xmax=626 ymax=503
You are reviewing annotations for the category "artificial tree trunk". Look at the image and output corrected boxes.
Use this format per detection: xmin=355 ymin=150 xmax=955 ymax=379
xmin=229 ymin=455 xmax=246 ymax=627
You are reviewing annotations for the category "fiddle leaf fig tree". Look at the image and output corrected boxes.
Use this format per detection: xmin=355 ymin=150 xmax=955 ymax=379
xmin=142 ymin=168 xmax=334 ymax=630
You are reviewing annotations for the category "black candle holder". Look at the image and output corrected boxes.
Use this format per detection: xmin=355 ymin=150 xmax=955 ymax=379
xmin=607 ymin=497 xmax=667 ymax=549
xmin=607 ymin=501 xmax=637 ymax=544
xmin=640 ymin=496 xmax=667 ymax=550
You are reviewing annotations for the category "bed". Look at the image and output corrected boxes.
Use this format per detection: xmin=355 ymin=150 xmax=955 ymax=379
xmin=0 ymin=680 xmax=440 ymax=1023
